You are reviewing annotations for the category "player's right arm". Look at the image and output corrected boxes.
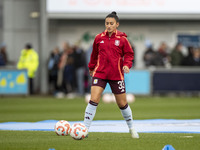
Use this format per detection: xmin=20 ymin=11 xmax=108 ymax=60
xmin=88 ymin=36 xmax=99 ymax=76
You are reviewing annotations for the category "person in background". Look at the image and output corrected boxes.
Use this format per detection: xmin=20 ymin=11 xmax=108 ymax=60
xmin=154 ymin=42 xmax=170 ymax=67
xmin=182 ymin=46 xmax=194 ymax=66
xmin=47 ymin=47 xmax=60 ymax=94
xmin=182 ymin=47 xmax=200 ymax=66
xmin=143 ymin=40 xmax=156 ymax=67
xmin=192 ymin=48 xmax=200 ymax=66
xmin=63 ymin=46 xmax=75 ymax=96
xmin=0 ymin=43 xmax=8 ymax=66
xmin=72 ymin=45 xmax=86 ymax=96
xmin=85 ymin=45 xmax=93 ymax=92
xmin=17 ymin=43 xmax=39 ymax=94
xmin=56 ymin=42 xmax=75 ymax=97
xmin=56 ymin=42 xmax=70 ymax=96
xmin=170 ymin=42 xmax=184 ymax=66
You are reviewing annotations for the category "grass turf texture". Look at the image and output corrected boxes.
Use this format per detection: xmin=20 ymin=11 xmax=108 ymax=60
xmin=0 ymin=131 xmax=200 ymax=150
xmin=0 ymin=96 xmax=200 ymax=150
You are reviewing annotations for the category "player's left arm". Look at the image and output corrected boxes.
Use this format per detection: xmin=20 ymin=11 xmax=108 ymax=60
xmin=122 ymin=37 xmax=134 ymax=73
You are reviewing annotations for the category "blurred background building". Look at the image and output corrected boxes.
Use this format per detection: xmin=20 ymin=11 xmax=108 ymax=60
xmin=0 ymin=0 xmax=200 ymax=95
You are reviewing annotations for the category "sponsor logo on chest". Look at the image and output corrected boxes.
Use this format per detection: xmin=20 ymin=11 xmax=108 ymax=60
xmin=115 ymin=40 xmax=120 ymax=46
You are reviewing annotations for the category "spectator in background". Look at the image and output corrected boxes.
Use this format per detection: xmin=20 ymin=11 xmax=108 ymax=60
xmin=170 ymin=42 xmax=184 ymax=66
xmin=56 ymin=42 xmax=75 ymax=97
xmin=47 ymin=47 xmax=60 ymax=94
xmin=57 ymin=42 xmax=69 ymax=91
xmin=72 ymin=45 xmax=86 ymax=96
xmin=182 ymin=46 xmax=194 ymax=66
xmin=154 ymin=42 xmax=170 ymax=67
xmin=143 ymin=40 xmax=156 ymax=67
xmin=17 ymin=43 xmax=39 ymax=94
xmin=192 ymin=48 xmax=200 ymax=66
xmin=182 ymin=47 xmax=200 ymax=66
xmin=63 ymin=46 xmax=75 ymax=95
xmin=0 ymin=43 xmax=8 ymax=66
xmin=131 ymin=44 xmax=136 ymax=67
xmin=85 ymin=45 xmax=93 ymax=93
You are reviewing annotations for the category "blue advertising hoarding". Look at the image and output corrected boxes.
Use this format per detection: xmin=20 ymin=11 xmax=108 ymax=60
xmin=153 ymin=71 xmax=200 ymax=92
xmin=104 ymin=70 xmax=151 ymax=95
xmin=0 ymin=69 xmax=28 ymax=95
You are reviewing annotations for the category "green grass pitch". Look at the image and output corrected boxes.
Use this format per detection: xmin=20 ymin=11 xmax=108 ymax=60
xmin=0 ymin=96 xmax=200 ymax=150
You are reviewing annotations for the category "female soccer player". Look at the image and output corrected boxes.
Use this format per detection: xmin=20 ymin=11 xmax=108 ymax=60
xmin=84 ymin=11 xmax=139 ymax=138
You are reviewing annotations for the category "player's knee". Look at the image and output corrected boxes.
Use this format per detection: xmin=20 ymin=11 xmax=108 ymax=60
xmin=117 ymin=102 xmax=128 ymax=109
xmin=90 ymin=98 xmax=100 ymax=104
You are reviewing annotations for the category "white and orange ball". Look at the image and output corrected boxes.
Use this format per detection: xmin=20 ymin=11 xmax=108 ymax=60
xmin=54 ymin=120 xmax=71 ymax=136
xmin=126 ymin=94 xmax=135 ymax=103
xmin=70 ymin=123 xmax=88 ymax=140
xmin=85 ymin=93 xmax=91 ymax=103
xmin=102 ymin=93 xmax=114 ymax=103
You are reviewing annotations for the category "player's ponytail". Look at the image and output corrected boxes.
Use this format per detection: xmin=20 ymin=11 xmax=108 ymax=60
xmin=105 ymin=11 xmax=119 ymax=23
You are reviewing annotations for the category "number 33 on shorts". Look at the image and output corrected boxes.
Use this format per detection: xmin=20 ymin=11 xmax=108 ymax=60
xmin=118 ymin=81 xmax=125 ymax=93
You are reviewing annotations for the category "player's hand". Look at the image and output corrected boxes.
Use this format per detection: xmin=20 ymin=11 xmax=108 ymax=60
xmin=123 ymin=66 xmax=130 ymax=73
xmin=89 ymin=70 xmax=94 ymax=76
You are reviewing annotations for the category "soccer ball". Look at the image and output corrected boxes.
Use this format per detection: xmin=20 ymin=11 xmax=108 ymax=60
xmin=102 ymin=93 xmax=115 ymax=103
xmin=70 ymin=123 xmax=88 ymax=140
xmin=85 ymin=93 xmax=91 ymax=103
xmin=126 ymin=94 xmax=135 ymax=103
xmin=54 ymin=120 xmax=71 ymax=136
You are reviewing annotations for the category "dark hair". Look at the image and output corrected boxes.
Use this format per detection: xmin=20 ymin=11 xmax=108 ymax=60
xmin=25 ymin=43 xmax=32 ymax=49
xmin=105 ymin=11 xmax=119 ymax=23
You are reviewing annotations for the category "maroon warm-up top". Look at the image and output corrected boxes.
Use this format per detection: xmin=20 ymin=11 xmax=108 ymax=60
xmin=88 ymin=30 xmax=134 ymax=80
